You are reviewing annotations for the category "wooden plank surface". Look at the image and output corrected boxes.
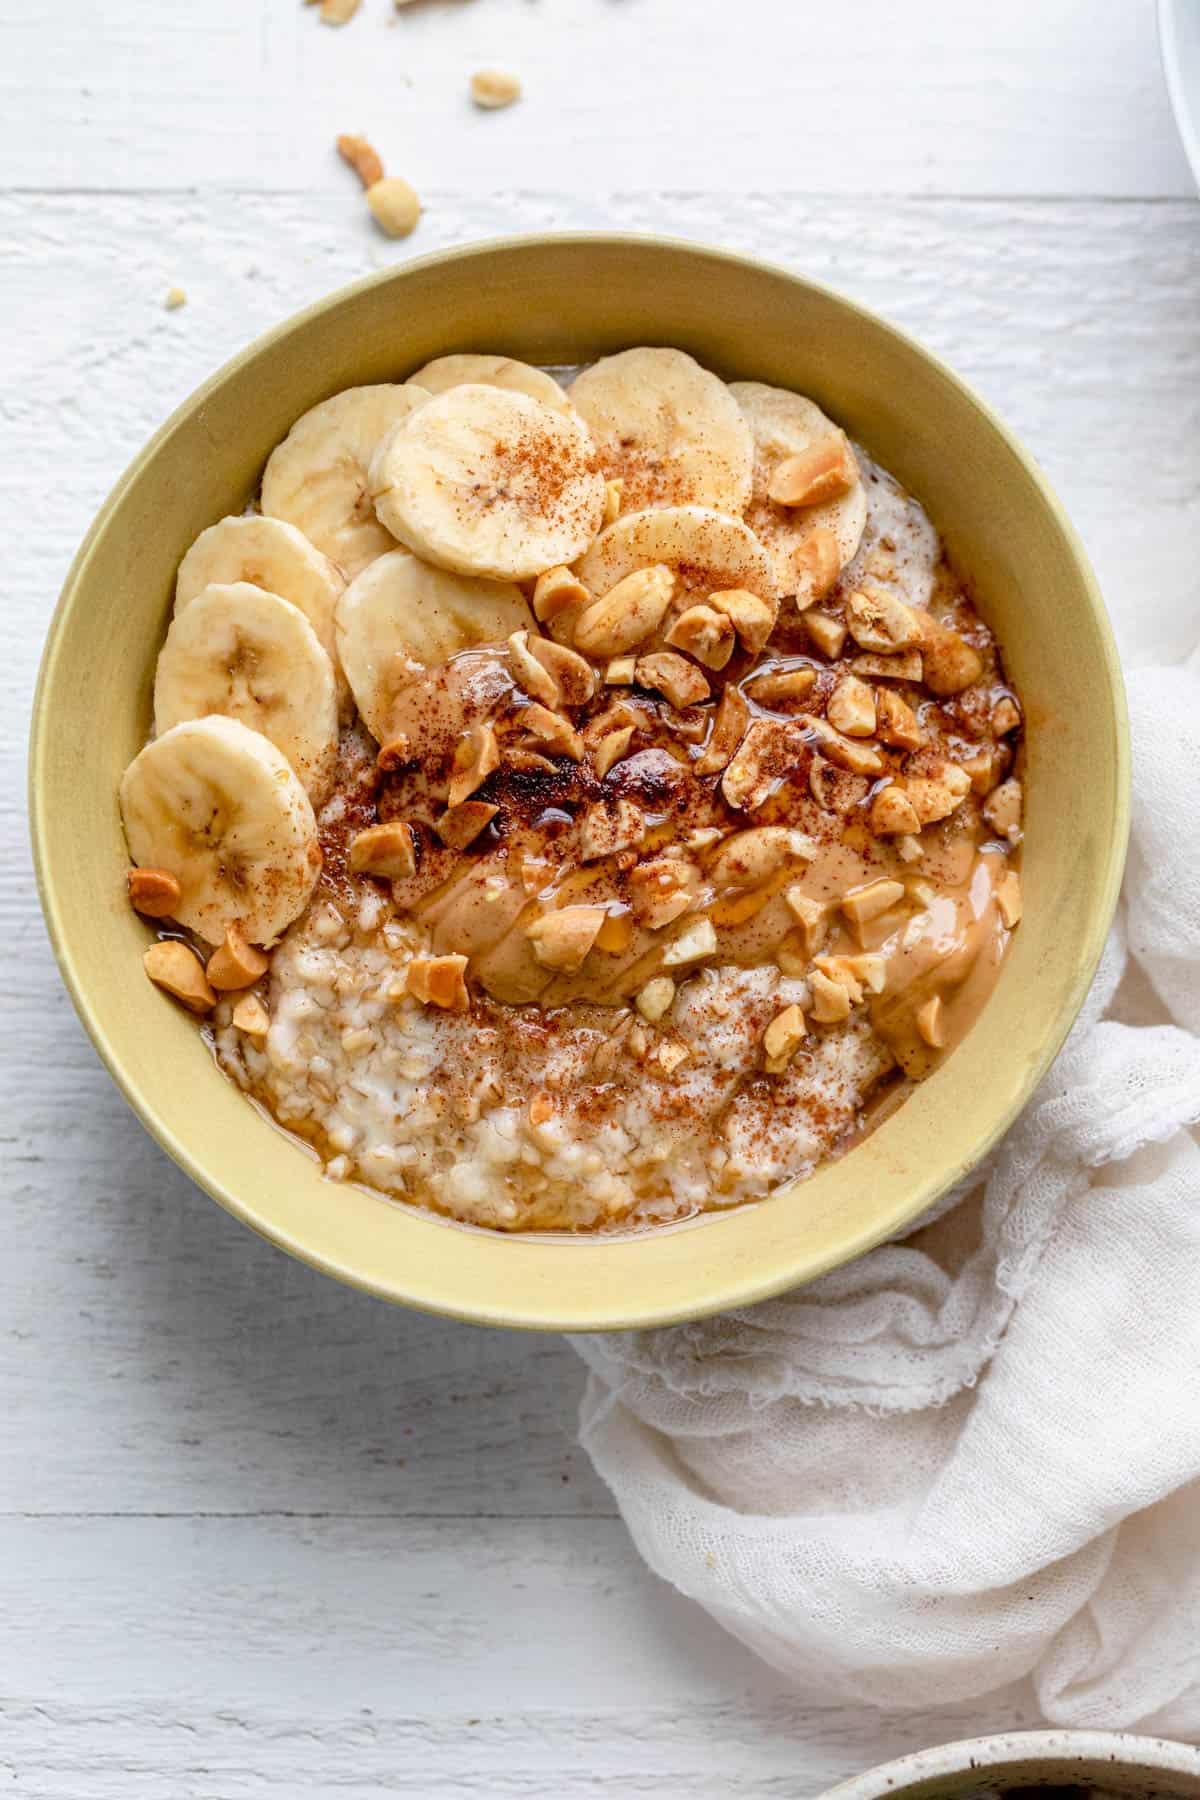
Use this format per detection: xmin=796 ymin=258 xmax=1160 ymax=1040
xmin=0 ymin=0 xmax=1190 ymax=198
xmin=4 ymin=0 xmax=1199 ymax=1791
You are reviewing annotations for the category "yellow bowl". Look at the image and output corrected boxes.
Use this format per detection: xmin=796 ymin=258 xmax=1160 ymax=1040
xmin=30 ymin=235 xmax=1129 ymax=1331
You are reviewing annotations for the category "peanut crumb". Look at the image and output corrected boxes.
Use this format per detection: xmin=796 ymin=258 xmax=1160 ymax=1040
xmin=337 ymin=132 xmax=384 ymax=190
xmin=366 ymin=177 xmax=422 ymax=240
xmin=470 ymin=68 xmax=522 ymax=109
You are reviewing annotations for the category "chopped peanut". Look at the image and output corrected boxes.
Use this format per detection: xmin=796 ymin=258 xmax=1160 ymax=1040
xmin=574 ymin=565 xmax=676 ymax=657
xmin=143 ymin=940 xmax=216 ymax=1014
xmin=508 ymin=629 xmax=560 ymax=706
xmin=961 ymin=746 xmax=997 ymax=796
xmin=792 ymin=527 xmax=841 ymax=608
xmin=470 ymin=68 xmax=522 ymax=109
xmin=983 ymin=778 xmax=1023 ymax=842
xmin=448 ymin=722 xmax=501 ymax=806
xmin=521 ymin=702 xmax=584 ymax=760
xmin=656 ymin=1041 xmax=690 ymax=1076
xmin=768 ymin=434 xmax=856 ymax=508
xmin=661 ymin=916 xmax=718 ymax=966
xmin=916 ymin=994 xmax=946 ymax=1048
xmin=784 ymin=886 xmax=830 ymax=953
xmin=696 ymin=684 xmax=749 ymax=776
xmin=827 ymin=675 xmax=877 ymax=738
xmin=636 ymin=975 xmax=677 ymax=1023
xmin=580 ymin=798 xmax=645 ymax=862
xmin=805 ymin=610 xmax=847 ymax=660
xmin=366 ymin=177 xmax=421 ymax=239
xmin=721 ymin=717 xmax=797 ymax=810
xmin=232 ymin=993 xmax=270 ymax=1037
xmin=127 ymin=866 xmax=181 ymax=918
xmin=905 ymin=777 xmax=967 ymax=827
xmin=708 ymin=588 xmax=777 ymax=654
xmin=763 ymin=1003 xmax=807 ymax=1073
xmin=594 ymin=725 xmax=634 ymax=779
xmin=875 ymin=687 xmax=924 ymax=750
xmin=436 ymin=800 xmax=499 ymax=849
xmin=841 ymin=879 xmax=904 ymax=933
xmin=869 ymin=784 xmax=921 ymax=836
xmin=315 ymin=0 xmax=360 ymax=22
xmin=918 ymin=614 xmax=984 ymax=695
xmin=336 ymin=133 xmax=384 ymax=189
xmin=665 ymin=604 xmax=735 ymax=670
xmin=526 ymin=905 xmax=606 ymax=972
xmin=996 ymin=870 xmax=1023 ymax=927
xmin=376 ymin=732 xmax=412 ymax=772
xmin=348 ymin=821 xmax=417 ymax=879
xmin=853 ymin=649 xmax=924 ymax=683
xmin=407 ymin=954 xmax=470 ymax=1010
xmin=635 ymin=651 xmax=710 ymax=710
xmin=992 ymin=695 xmax=1021 ymax=736
xmin=206 ymin=925 xmax=270 ymax=992
xmin=817 ymin=952 xmax=886 ymax=997
xmin=798 ymin=714 xmax=884 ymax=776
xmin=808 ymin=967 xmax=851 ymax=1024
xmin=533 ymin=566 xmax=590 ymax=631
xmin=746 ymin=666 xmax=817 ymax=708
xmin=528 ymin=635 xmax=596 ymax=705
xmin=845 ymin=586 xmax=922 ymax=653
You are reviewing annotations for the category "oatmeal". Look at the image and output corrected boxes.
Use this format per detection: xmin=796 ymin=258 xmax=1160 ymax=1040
xmin=119 ymin=349 xmax=1024 ymax=1233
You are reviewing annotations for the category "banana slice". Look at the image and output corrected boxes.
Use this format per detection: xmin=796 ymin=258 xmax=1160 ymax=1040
xmin=577 ymin=505 xmax=777 ymax=608
xmin=336 ymin=549 xmax=531 ymax=741
xmin=729 ymin=382 xmax=867 ymax=602
xmin=368 ymin=383 xmax=605 ymax=583
xmin=568 ymin=348 xmax=754 ymax=515
xmin=153 ymin=583 xmax=339 ymax=803
xmin=120 ymin=715 xmax=320 ymax=947
xmin=261 ymin=384 xmax=431 ymax=580
xmin=175 ymin=514 xmax=344 ymax=676
xmin=405 ymin=354 xmax=573 ymax=415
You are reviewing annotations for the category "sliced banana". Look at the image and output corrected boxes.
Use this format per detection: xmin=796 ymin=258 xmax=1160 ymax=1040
xmin=405 ymin=354 xmax=573 ymax=415
xmin=261 ymin=384 xmax=431 ymax=580
xmin=336 ymin=549 xmax=531 ymax=741
xmin=577 ymin=505 xmax=777 ymax=608
xmin=120 ymin=715 xmax=320 ymax=947
xmin=569 ymin=347 xmax=754 ymax=515
xmin=174 ymin=513 xmax=345 ymax=677
xmin=368 ymin=383 xmax=605 ymax=583
xmin=153 ymin=583 xmax=338 ymax=803
xmin=729 ymin=381 xmax=867 ymax=602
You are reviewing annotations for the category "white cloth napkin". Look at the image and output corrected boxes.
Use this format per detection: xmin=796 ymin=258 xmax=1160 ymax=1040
xmin=572 ymin=665 xmax=1200 ymax=1735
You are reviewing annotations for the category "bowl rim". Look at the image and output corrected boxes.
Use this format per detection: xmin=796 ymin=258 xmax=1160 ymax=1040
xmin=1159 ymin=0 xmax=1200 ymax=192
xmin=817 ymin=1728 xmax=1200 ymax=1800
xmin=29 ymin=231 xmax=1131 ymax=1328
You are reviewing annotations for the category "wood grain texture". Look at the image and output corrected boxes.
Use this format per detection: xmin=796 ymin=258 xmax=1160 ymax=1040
xmin=0 ymin=1517 xmax=1043 ymax=1798
xmin=4 ymin=0 xmax=1200 ymax=1789
xmin=0 ymin=0 xmax=1190 ymax=198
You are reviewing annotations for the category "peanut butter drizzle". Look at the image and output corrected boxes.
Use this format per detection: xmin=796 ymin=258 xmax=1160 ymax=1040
xmin=365 ymin=599 xmax=1019 ymax=1077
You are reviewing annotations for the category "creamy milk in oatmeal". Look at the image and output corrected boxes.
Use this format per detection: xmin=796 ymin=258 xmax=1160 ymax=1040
xmin=119 ymin=348 xmax=1024 ymax=1232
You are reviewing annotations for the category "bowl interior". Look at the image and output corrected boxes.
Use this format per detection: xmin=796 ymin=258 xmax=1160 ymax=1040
xmin=31 ymin=236 xmax=1129 ymax=1330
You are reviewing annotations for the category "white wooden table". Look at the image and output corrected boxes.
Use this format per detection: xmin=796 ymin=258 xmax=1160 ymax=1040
xmin=4 ymin=1 xmax=1197 ymax=1792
